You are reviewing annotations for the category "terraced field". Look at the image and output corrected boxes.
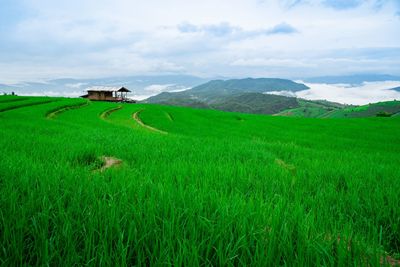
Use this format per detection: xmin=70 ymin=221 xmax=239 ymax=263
xmin=322 ymin=101 xmax=400 ymax=118
xmin=0 ymin=96 xmax=399 ymax=266
xmin=278 ymin=100 xmax=400 ymax=119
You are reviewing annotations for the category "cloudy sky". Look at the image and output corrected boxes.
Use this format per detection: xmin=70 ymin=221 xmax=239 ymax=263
xmin=0 ymin=0 xmax=400 ymax=83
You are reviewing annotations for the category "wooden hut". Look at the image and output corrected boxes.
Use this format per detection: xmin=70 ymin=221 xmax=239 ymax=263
xmin=81 ymin=87 xmax=132 ymax=102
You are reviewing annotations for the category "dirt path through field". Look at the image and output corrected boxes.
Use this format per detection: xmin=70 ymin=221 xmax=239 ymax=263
xmin=133 ymin=110 xmax=168 ymax=134
xmin=100 ymin=105 xmax=123 ymax=119
xmin=46 ymin=101 xmax=89 ymax=119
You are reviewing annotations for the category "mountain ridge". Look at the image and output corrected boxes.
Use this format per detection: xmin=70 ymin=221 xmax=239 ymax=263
xmin=144 ymin=77 xmax=400 ymax=118
xmin=145 ymin=77 xmax=309 ymax=104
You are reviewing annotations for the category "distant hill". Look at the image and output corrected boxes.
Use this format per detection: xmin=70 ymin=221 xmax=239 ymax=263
xmin=143 ymin=78 xmax=400 ymax=118
xmin=144 ymin=78 xmax=371 ymax=116
xmin=0 ymin=75 xmax=208 ymax=97
xmin=146 ymin=78 xmax=308 ymax=100
xmin=390 ymin=86 xmax=400 ymax=92
xmin=144 ymin=78 xmax=310 ymax=114
xmin=302 ymin=74 xmax=400 ymax=85
xmin=0 ymin=84 xmax=19 ymax=93
xmin=190 ymin=78 xmax=309 ymax=94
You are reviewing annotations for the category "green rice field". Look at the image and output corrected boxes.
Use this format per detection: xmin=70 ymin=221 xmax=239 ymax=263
xmin=0 ymin=96 xmax=399 ymax=266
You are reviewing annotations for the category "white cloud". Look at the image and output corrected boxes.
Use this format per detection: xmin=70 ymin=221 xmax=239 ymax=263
xmin=129 ymin=94 xmax=152 ymax=101
xmin=144 ymin=84 xmax=176 ymax=93
xmin=231 ymin=58 xmax=315 ymax=68
xmin=66 ymin=83 xmax=88 ymax=89
xmin=0 ymin=0 xmax=399 ymax=82
xmin=292 ymin=81 xmax=400 ymax=105
xmin=18 ymin=91 xmax=83 ymax=97
xmin=144 ymin=84 xmax=192 ymax=94
xmin=264 ymin=90 xmax=297 ymax=97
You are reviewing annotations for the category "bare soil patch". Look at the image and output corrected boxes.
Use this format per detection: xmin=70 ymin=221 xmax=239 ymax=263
xmin=275 ymin=158 xmax=296 ymax=175
xmin=98 ymin=156 xmax=123 ymax=172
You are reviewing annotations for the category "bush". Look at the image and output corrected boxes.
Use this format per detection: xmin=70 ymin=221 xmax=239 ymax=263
xmin=376 ymin=111 xmax=392 ymax=117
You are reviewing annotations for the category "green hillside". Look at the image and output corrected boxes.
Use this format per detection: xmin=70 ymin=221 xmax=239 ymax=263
xmin=210 ymin=93 xmax=299 ymax=114
xmin=1 ymin=96 xmax=400 ymax=266
xmin=145 ymin=78 xmax=400 ymax=119
xmin=277 ymin=99 xmax=348 ymax=118
xmin=150 ymin=92 xmax=301 ymax=115
xmin=144 ymin=78 xmax=309 ymax=110
xmin=322 ymin=100 xmax=400 ymax=118
xmin=144 ymin=78 xmax=360 ymax=117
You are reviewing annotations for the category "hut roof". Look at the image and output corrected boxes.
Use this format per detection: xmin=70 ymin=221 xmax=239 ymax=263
xmin=118 ymin=87 xmax=131 ymax=92
xmin=86 ymin=86 xmax=131 ymax=92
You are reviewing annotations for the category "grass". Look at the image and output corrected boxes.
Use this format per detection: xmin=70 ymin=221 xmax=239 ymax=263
xmin=0 ymin=96 xmax=59 ymax=112
xmin=0 ymin=95 xmax=30 ymax=103
xmin=0 ymin=96 xmax=399 ymax=266
xmin=46 ymin=98 xmax=88 ymax=119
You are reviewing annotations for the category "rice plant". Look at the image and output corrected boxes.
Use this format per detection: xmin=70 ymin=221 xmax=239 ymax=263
xmin=0 ymin=96 xmax=399 ymax=266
